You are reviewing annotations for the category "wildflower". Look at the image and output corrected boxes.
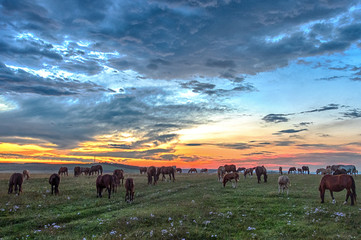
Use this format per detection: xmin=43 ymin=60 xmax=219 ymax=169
xmin=247 ymin=227 xmax=256 ymax=231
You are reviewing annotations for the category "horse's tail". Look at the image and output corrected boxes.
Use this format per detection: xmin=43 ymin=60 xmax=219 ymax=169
xmin=351 ymin=176 xmax=357 ymax=203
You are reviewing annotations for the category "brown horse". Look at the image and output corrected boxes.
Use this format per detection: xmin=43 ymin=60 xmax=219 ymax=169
xmin=333 ymin=169 xmax=347 ymax=175
xmin=223 ymin=172 xmax=239 ymax=188
xmin=125 ymin=178 xmax=135 ymax=203
xmin=112 ymin=174 xmax=120 ymax=193
xmin=58 ymin=167 xmax=68 ymax=176
xmin=74 ymin=166 xmax=81 ymax=177
xmin=90 ymin=165 xmax=103 ymax=175
xmin=255 ymin=166 xmax=267 ymax=183
xmin=279 ymin=167 xmax=283 ymax=175
xmin=316 ymin=168 xmax=325 ymax=174
xmin=188 ymin=168 xmax=197 ymax=173
xmin=200 ymin=168 xmax=208 ymax=173
xmin=224 ymin=164 xmax=236 ymax=173
xmin=302 ymin=166 xmax=310 ymax=174
xmin=23 ymin=170 xmax=30 ymax=180
xmin=237 ymin=167 xmax=246 ymax=172
xmin=96 ymin=174 xmax=113 ymax=199
xmin=49 ymin=173 xmax=60 ymax=195
xmin=157 ymin=166 xmax=175 ymax=182
xmin=8 ymin=173 xmax=23 ymax=195
xmin=218 ymin=166 xmax=226 ymax=182
xmin=288 ymin=167 xmax=296 ymax=174
xmin=244 ymin=168 xmax=253 ymax=178
xmin=139 ymin=167 xmax=147 ymax=174
xmin=297 ymin=168 xmax=302 ymax=174
xmin=80 ymin=167 xmax=90 ymax=176
xmin=176 ymin=168 xmax=182 ymax=173
xmin=113 ymin=169 xmax=124 ymax=186
xmin=319 ymin=174 xmax=356 ymax=205
xmin=147 ymin=166 xmax=157 ymax=185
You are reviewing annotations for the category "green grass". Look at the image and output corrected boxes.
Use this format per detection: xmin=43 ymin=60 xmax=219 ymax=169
xmin=1 ymin=173 xmax=360 ymax=239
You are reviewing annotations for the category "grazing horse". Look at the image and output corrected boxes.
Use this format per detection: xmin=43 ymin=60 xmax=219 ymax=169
xmin=297 ymin=168 xmax=303 ymax=174
xmin=147 ymin=166 xmax=157 ymax=185
xmin=96 ymin=174 xmax=113 ymax=199
xmin=288 ymin=167 xmax=296 ymax=174
xmin=90 ymin=165 xmax=103 ymax=176
xmin=58 ymin=167 xmax=68 ymax=176
xmin=255 ymin=166 xmax=267 ymax=183
xmin=139 ymin=167 xmax=147 ymax=174
xmin=200 ymin=168 xmax=208 ymax=173
xmin=224 ymin=164 xmax=237 ymax=173
xmin=188 ymin=168 xmax=197 ymax=173
xmin=278 ymin=175 xmax=290 ymax=195
xmin=125 ymin=178 xmax=135 ymax=203
xmin=23 ymin=170 xmax=30 ymax=180
xmin=157 ymin=166 xmax=175 ymax=182
xmin=49 ymin=173 xmax=60 ymax=195
xmin=112 ymin=174 xmax=120 ymax=193
xmin=319 ymin=174 xmax=357 ymax=205
xmin=113 ymin=169 xmax=124 ymax=186
xmin=237 ymin=167 xmax=246 ymax=172
xmin=223 ymin=172 xmax=239 ymax=188
xmin=80 ymin=167 xmax=90 ymax=176
xmin=316 ymin=168 xmax=325 ymax=174
xmin=333 ymin=169 xmax=347 ymax=175
xmin=176 ymin=168 xmax=182 ymax=173
xmin=74 ymin=166 xmax=81 ymax=177
xmin=279 ymin=167 xmax=283 ymax=175
xmin=302 ymin=166 xmax=310 ymax=174
xmin=8 ymin=173 xmax=23 ymax=195
xmin=218 ymin=166 xmax=226 ymax=182
xmin=244 ymin=168 xmax=253 ymax=178
xmin=338 ymin=165 xmax=357 ymax=175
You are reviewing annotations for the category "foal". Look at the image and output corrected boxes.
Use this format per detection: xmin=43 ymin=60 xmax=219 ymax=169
xmin=125 ymin=178 xmax=135 ymax=203
xmin=223 ymin=172 xmax=239 ymax=188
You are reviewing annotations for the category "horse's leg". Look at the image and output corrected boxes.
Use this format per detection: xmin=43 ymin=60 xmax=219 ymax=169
xmin=330 ymin=191 xmax=336 ymax=204
xmin=107 ymin=187 xmax=111 ymax=199
xmin=344 ymin=189 xmax=351 ymax=205
xmin=278 ymin=185 xmax=281 ymax=194
xmin=15 ymin=184 xmax=18 ymax=195
xmin=320 ymin=189 xmax=325 ymax=203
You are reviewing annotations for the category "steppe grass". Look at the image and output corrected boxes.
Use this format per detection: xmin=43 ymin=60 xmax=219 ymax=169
xmin=0 ymin=173 xmax=360 ymax=239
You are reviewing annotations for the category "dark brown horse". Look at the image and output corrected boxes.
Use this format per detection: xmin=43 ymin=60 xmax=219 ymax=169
xmin=288 ymin=167 xmax=296 ymax=174
xmin=319 ymin=174 xmax=356 ymax=205
xmin=237 ymin=167 xmax=246 ymax=172
xmin=8 ymin=173 xmax=23 ymax=195
xmin=113 ymin=169 xmax=124 ymax=186
xmin=58 ymin=167 xmax=68 ymax=176
xmin=125 ymin=178 xmax=135 ymax=203
xmin=223 ymin=172 xmax=239 ymax=188
xmin=200 ymin=168 xmax=208 ymax=173
xmin=188 ymin=168 xmax=197 ymax=173
xmin=333 ymin=169 xmax=347 ymax=175
xmin=255 ymin=166 xmax=267 ymax=183
xmin=244 ymin=168 xmax=254 ymax=178
xmin=147 ymin=166 xmax=157 ymax=185
xmin=90 ymin=165 xmax=103 ymax=175
xmin=49 ymin=173 xmax=60 ymax=195
xmin=139 ymin=167 xmax=147 ymax=174
xmin=74 ymin=166 xmax=81 ymax=177
xmin=96 ymin=174 xmax=113 ymax=199
xmin=112 ymin=174 xmax=120 ymax=193
xmin=157 ymin=166 xmax=175 ymax=182
xmin=224 ymin=164 xmax=237 ymax=173
xmin=23 ymin=170 xmax=30 ymax=180
xmin=176 ymin=168 xmax=182 ymax=173
xmin=279 ymin=167 xmax=283 ymax=175
xmin=80 ymin=167 xmax=90 ymax=176
xmin=302 ymin=166 xmax=310 ymax=174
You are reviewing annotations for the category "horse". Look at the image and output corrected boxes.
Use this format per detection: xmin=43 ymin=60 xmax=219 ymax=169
xmin=223 ymin=172 xmax=239 ymax=188
xmin=188 ymin=168 xmax=197 ymax=173
xmin=338 ymin=165 xmax=357 ymax=175
xmin=147 ymin=166 xmax=157 ymax=185
xmin=278 ymin=175 xmax=290 ymax=195
xmin=96 ymin=174 xmax=113 ymax=199
xmin=297 ymin=168 xmax=303 ymax=174
xmin=279 ymin=167 xmax=283 ymax=175
xmin=139 ymin=167 xmax=147 ymax=174
xmin=80 ymin=167 xmax=90 ymax=176
xmin=333 ymin=169 xmax=347 ymax=175
xmin=319 ymin=174 xmax=357 ymax=205
xmin=58 ymin=167 xmax=68 ymax=176
xmin=316 ymin=168 xmax=325 ymax=174
xmin=302 ymin=166 xmax=310 ymax=174
xmin=112 ymin=174 xmax=120 ymax=193
xmin=244 ymin=168 xmax=253 ymax=178
xmin=255 ymin=166 xmax=267 ymax=183
xmin=331 ymin=165 xmax=341 ymax=172
xmin=200 ymin=168 xmax=208 ymax=173
xmin=157 ymin=166 xmax=175 ymax=182
xmin=176 ymin=168 xmax=182 ymax=173
xmin=218 ymin=166 xmax=226 ymax=182
xmin=90 ymin=165 xmax=103 ymax=175
xmin=23 ymin=170 xmax=30 ymax=180
xmin=74 ymin=166 xmax=81 ymax=177
xmin=237 ymin=167 xmax=246 ymax=172
xmin=288 ymin=167 xmax=296 ymax=174
xmin=8 ymin=173 xmax=23 ymax=195
xmin=224 ymin=164 xmax=237 ymax=173
xmin=125 ymin=178 xmax=135 ymax=203
xmin=49 ymin=173 xmax=60 ymax=195
xmin=113 ymin=169 xmax=124 ymax=186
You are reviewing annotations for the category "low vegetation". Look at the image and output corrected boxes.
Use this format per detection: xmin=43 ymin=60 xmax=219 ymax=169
xmin=1 ymin=172 xmax=360 ymax=239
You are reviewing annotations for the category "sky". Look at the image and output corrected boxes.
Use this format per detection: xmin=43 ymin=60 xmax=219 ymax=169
xmin=1 ymin=0 xmax=361 ymax=171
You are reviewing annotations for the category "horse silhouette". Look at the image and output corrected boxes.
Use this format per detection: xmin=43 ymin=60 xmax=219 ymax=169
xmin=49 ymin=173 xmax=60 ymax=195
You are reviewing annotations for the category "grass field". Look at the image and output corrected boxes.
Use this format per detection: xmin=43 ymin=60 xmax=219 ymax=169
xmin=0 ymin=172 xmax=360 ymax=239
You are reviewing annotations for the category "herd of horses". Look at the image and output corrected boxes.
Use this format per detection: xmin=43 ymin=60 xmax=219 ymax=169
xmin=7 ymin=164 xmax=358 ymax=206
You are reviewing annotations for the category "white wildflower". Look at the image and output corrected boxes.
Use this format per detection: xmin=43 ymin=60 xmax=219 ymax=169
xmin=247 ymin=227 xmax=256 ymax=231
